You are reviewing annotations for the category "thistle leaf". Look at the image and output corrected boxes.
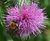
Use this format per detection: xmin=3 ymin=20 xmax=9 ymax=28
xmin=0 ymin=6 xmax=6 ymax=27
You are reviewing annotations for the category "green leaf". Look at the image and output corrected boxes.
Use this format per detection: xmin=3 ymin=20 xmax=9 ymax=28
xmin=0 ymin=6 xmax=5 ymax=26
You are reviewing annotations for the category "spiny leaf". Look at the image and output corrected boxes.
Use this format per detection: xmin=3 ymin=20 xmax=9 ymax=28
xmin=0 ymin=6 xmax=6 ymax=27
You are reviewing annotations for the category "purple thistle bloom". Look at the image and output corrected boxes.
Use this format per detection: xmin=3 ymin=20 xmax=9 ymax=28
xmin=6 ymin=3 xmax=46 ymax=38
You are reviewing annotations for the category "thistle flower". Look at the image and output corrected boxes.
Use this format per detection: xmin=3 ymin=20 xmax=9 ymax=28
xmin=6 ymin=3 xmax=46 ymax=38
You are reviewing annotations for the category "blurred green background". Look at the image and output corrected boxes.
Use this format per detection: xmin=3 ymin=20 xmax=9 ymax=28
xmin=0 ymin=0 xmax=50 ymax=41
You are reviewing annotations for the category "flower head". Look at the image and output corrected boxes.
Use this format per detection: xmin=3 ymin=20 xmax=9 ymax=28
xmin=6 ymin=3 xmax=46 ymax=38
